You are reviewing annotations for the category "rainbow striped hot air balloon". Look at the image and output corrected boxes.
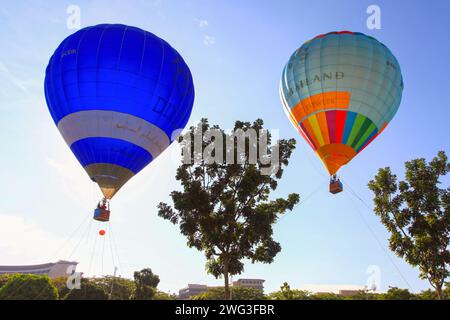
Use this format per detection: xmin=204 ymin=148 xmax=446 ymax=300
xmin=280 ymin=31 xmax=403 ymax=187
xmin=45 ymin=24 xmax=194 ymax=215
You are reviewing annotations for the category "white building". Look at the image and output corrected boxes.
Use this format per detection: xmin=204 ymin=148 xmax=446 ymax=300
xmin=178 ymin=284 xmax=208 ymax=299
xmin=178 ymin=278 xmax=266 ymax=299
xmin=0 ymin=260 xmax=78 ymax=278
xmin=299 ymin=284 xmax=382 ymax=296
xmin=232 ymin=279 xmax=265 ymax=291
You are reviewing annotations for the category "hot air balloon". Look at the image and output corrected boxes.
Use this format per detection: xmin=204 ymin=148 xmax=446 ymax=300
xmin=45 ymin=24 xmax=195 ymax=219
xmin=280 ymin=31 xmax=403 ymax=194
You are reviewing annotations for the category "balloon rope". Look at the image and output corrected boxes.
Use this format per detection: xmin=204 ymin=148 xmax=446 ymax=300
xmin=67 ymin=218 xmax=92 ymax=260
xmin=106 ymin=222 xmax=119 ymax=300
xmin=85 ymin=216 xmax=93 ymax=245
xmin=107 ymin=222 xmax=117 ymax=271
xmin=278 ymin=179 xmax=327 ymax=222
xmin=49 ymin=211 xmax=92 ymax=262
xmin=88 ymin=224 xmax=99 ymax=276
xmin=11 ymin=212 xmax=91 ymax=300
xmin=109 ymin=223 xmax=123 ymax=273
xmin=343 ymin=180 xmax=414 ymax=291
xmin=101 ymin=229 xmax=106 ymax=275
xmin=298 ymin=139 xmax=328 ymax=179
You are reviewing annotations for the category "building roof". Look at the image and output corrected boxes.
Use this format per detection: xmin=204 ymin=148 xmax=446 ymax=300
xmin=298 ymin=284 xmax=382 ymax=294
xmin=0 ymin=260 xmax=78 ymax=272
xmin=234 ymin=278 xmax=265 ymax=283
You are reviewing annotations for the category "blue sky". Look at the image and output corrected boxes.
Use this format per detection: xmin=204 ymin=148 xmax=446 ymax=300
xmin=0 ymin=0 xmax=449 ymax=294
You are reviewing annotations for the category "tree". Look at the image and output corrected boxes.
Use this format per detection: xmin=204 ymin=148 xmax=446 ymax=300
xmin=444 ymin=282 xmax=450 ymax=299
xmin=193 ymin=286 xmax=266 ymax=300
xmin=0 ymin=274 xmax=58 ymax=300
xmin=346 ymin=289 xmax=379 ymax=300
xmin=63 ymin=278 xmax=108 ymax=300
xmin=267 ymin=282 xmax=311 ymax=300
xmin=368 ymin=151 xmax=450 ymax=299
xmin=381 ymin=287 xmax=414 ymax=300
xmin=309 ymin=292 xmax=345 ymax=300
xmin=153 ymin=291 xmax=177 ymax=300
xmin=133 ymin=268 xmax=160 ymax=300
xmin=158 ymin=119 xmax=299 ymax=299
xmin=50 ymin=277 xmax=70 ymax=299
xmin=415 ymin=289 xmax=438 ymax=300
xmin=0 ymin=274 xmax=12 ymax=290
xmin=91 ymin=276 xmax=135 ymax=300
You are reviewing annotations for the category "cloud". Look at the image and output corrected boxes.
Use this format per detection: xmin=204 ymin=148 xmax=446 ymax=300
xmin=203 ymin=35 xmax=215 ymax=46
xmin=46 ymin=156 xmax=98 ymax=205
xmin=0 ymin=213 xmax=72 ymax=264
xmin=0 ymin=61 xmax=30 ymax=96
xmin=194 ymin=18 xmax=209 ymax=28
xmin=0 ymin=212 xmax=121 ymax=277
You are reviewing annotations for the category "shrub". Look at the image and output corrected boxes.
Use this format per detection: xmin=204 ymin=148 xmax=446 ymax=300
xmin=63 ymin=278 xmax=108 ymax=300
xmin=0 ymin=274 xmax=13 ymax=290
xmin=51 ymin=277 xmax=71 ymax=299
xmin=0 ymin=274 xmax=58 ymax=300
xmin=194 ymin=286 xmax=265 ymax=300
xmin=91 ymin=276 xmax=135 ymax=300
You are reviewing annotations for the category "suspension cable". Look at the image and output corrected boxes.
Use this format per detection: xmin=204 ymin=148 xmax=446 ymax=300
xmin=343 ymin=180 xmax=414 ymax=291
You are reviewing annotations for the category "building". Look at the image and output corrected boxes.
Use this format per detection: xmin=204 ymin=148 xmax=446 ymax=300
xmin=0 ymin=260 xmax=78 ymax=278
xmin=178 ymin=284 xmax=208 ymax=300
xmin=338 ymin=289 xmax=363 ymax=297
xmin=299 ymin=284 xmax=381 ymax=296
xmin=232 ymin=279 xmax=265 ymax=291
xmin=178 ymin=278 xmax=265 ymax=299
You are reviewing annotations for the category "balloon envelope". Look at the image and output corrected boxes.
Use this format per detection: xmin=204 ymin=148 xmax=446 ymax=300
xmin=280 ymin=31 xmax=403 ymax=175
xmin=45 ymin=24 xmax=195 ymax=198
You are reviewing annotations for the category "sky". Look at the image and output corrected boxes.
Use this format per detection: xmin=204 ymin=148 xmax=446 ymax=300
xmin=0 ymin=0 xmax=449 ymax=295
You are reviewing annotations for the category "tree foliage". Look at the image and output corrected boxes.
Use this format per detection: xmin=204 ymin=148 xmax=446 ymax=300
xmin=63 ymin=278 xmax=108 ymax=300
xmin=91 ymin=276 xmax=135 ymax=300
xmin=266 ymin=283 xmax=444 ymax=300
xmin=153 ymin=290 xmax=177 ymax=300
xmin=368 ymin=151 xmax=450 ymax=299
xmin=193 ymin=286 xmax=266 ymax=300
xmin=158 ymin=119 xmax=299 ymax=299
xmin=0 ymin=273 xmax=176 ymax=300
xmin=266 ymin=282 xmax=311 ymax=300
xmin=0 ymin=274 xmax=13 ymax=290
xmin=0 ymin=274 xmax=58 ymax=300
xmin=133 ymin=268 xmax=160 ymax=300
xmin=380 ymin=287 xmax=414 ymax=300
xmin=50 ymin=277 xmax=70 ymax=299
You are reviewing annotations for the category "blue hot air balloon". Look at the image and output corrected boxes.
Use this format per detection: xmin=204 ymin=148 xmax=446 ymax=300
xmin=45 ymin=24 xmax=195 ymax=220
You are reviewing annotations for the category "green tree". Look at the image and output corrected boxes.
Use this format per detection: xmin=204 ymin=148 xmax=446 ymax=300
xmin=309 ymin=292 xmax=345 ymax=300
xmin=133 ymin=268 xmax=160 ymax=300
xmin=91 ymin=276 xmax=135 ymax=300
xmin=0 ymin=274 xmax=58 ymax=300
xmin=415 ymin=289 xmax=438 ymax=300
xmin=50 ymin=277 xmax=70 ymax=299
xmin=193 ymin=286 xmax=265 ymax=300
xmin=267 ymin=282 xmax=311 ymax=300
xmin=153 ymin=290 xmax=177 ymax=300
xmin=381 ymin=287 xmax=414 ymax=300
xmin=0 ymin=274 xmax=13 ymax=290
xmin=346 ymin=290 xmax=379 ymax=300
xmin=368 ymin=151 xmax=450 ymax=299
xmin=444 ymin=282 xmax=450 ymax=299
xmin=63 ymin=278 xmax=108 ymax=300
xmin=158 ymin=119 xmax=299 ymax=300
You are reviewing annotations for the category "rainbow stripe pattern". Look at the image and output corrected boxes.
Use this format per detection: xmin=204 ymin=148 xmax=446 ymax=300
xmin=280 ymin=31 xmax=403 ymax=175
